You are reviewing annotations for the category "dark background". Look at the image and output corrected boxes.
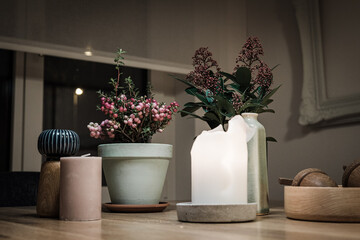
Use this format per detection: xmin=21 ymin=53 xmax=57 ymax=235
xmin=0 ymin=49 xmax=14 ymax=172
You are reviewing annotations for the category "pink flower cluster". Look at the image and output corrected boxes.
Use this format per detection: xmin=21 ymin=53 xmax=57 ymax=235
xmin=254 ymin=61 xmax=273 ymax=89
xmin=87 ymin=122 xmax=102 ymax=139
xmin=186 ymin=47 xmax=222 ymax=94
xmin=87 ymin=119 xmax=120 ymax=139
xmin=88 ymin=93 xmax=179 ymax=142
xmin=234 ymin=36 xmax=273 ymax=92
xmin=231 ymin=93 xmax=243 ymax=114
xmin=235 ymin=36 xmax=264 ymax=68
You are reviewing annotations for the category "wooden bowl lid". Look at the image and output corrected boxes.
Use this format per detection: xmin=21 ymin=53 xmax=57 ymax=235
xmin=342 ymin=160 xmax=360 ymax=187
xmin=292 ymin=168 xmax=325 ymax=186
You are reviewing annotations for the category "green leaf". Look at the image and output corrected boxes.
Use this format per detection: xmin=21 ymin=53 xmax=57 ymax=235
xmin=261 ymin=98 xmax=274 ymax=107
xmin=204 ymin=111 xmax=220 ymax=122
xmin=181 ymin=106 xmax=201 ymax=116
xmin=142 ymin=126 xmax=151 ymax=134
xmin=185 ymin=87 xmax=197 ymax=96
xmin=262 ymin=85 xmax=281 ymax=102
xmin=223 ymin=90 xmax=235 ymax=99
xmin=239 ymin=100 xmax=263 ymax=113
xmin=179 ymin=110 xmax=206 ymax=120
xmin=271 ymin=64 xmax=280 ymax=71
xmin=223 ymin=83 xmax=234 ymax=92
xmin=234 ymin=67 xmax=251 ymax=90
xmin=172 ymin=75 xmax=198 ymax=88
xmin=258 ymin=86 xmax=267 ymax=99
xmin=205 ymin=90 xmax=214 ymax=103
xmin=219 ymin=71 xmax=236 ymax=81
xmin=186 ymin=108 xmax=222 ymax=129
xmin=220 ymin=77 xmax=225 ymax=92
xmin=229 ymin=83 xmax=242 ymax=93
xmin=257 ymin=108 xmax=275 ymax=114
xmin=206 ymin=120 xmax=220 ymax=129
xmin=185 ymin=88 xmax=213 ymax=106
xmin=180 ymin=111 xmax=190 ymax=117
xmin=184 ymin=102 xmax=205 ymax=108
xmin=203 ymin=111 xmax=221 ymax=129
xmin=214 ymin=95 xmax=236 ymax=117
xmin=220 ymin=111 xmax=235 ymax=118
xmin=193 ymin=91 xmax=211 ymax=105
xmin=244 ymin=88 xmax=256 ymax=99
xmin=266 ymin=137 xmax=277 ymax=142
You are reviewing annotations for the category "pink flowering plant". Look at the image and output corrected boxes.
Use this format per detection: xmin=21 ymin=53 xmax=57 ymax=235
xmin=175 ymin=36 xmax=280 ymax=130
xmin=88 ymin=49 xmax=179 ymax=143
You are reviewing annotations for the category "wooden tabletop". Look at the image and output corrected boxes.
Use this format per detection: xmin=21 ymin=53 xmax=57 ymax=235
xmin=0 ymin=204 xmax=359 ymax=240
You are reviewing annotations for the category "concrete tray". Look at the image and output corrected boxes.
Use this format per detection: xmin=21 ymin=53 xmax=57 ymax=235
xmin=176 ymin=202 xmax=257 ymax=223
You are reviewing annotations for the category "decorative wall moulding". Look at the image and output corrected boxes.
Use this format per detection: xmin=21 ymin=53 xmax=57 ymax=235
xmin=293 ymin=0 xmax=360 ymax=126
xmin=0 ymin=36 xmax=192 ymax=75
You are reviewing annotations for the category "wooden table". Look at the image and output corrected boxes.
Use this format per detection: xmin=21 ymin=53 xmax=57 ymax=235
xmin=0 ymin=204 xmax=359 ymax=240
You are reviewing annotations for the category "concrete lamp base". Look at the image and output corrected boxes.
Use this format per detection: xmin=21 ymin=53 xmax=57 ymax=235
xmin=176 ymin=202 xmax=257 ymax=223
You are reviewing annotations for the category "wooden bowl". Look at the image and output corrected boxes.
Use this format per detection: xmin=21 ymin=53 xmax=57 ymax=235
xmin=284 ymin=186 xmax=360 ymax=222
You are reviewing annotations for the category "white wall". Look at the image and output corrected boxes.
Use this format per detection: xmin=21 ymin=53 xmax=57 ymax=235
xmin=11 ymin=52 xmax=43 ymax=172
xmin=246 ymin=0 xmax=360 ymax=203
xmin=321 ymin=0 xmax=360 ymax=98
xmin=150 ymin=70 xmax=178 ymax=201
xmin=150 ymin=71 xmax=194 ymax=202
xmin=0 ymin=0 xmax=246 ymax=69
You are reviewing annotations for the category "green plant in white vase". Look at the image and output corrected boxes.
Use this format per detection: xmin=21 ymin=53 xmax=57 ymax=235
xmin=88 ymin=49 xmax=179 ymax=205
xmin=175 ymin=36 xmax=280 ymax=215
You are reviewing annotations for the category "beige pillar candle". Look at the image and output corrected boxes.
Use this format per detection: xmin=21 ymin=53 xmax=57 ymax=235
xmin=59 ymin=156 xmax=102 ymax=221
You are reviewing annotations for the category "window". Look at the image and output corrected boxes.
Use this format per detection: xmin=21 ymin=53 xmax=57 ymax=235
xmin=43 ymin=56 xmax=148 ymax=156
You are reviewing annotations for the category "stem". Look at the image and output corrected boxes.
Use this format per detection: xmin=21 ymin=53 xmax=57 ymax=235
xmin=117 ymin=125 xmax=134 ymax=143
xmin=136 ymin=116 xmax=146 ymax=140
xmin=128 ymin=80 xmax=136 ymax=97
xmin=115 ymin=67 xmax=120 ymax=97
xmin=216 ymin=110 xmax=226 ymax=131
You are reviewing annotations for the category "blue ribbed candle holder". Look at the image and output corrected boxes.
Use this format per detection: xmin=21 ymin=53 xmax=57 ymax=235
xmin=37 ymin=129 xmax=80 ymax=217
xmin=38 ymin=129 xmax=80 ymax=160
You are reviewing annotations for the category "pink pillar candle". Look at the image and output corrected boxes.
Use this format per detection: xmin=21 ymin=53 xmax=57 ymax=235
xmin=60 ymin=156 xmax=102 ymax=221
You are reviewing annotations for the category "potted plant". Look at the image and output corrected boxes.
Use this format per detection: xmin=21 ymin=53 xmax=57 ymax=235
xmin=175 ymin=36 xmax=280 ymax=215
xmin=88 ymin=49 xmax=179 ymax=205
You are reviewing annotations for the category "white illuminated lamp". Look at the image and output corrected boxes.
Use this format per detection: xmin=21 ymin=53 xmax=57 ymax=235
xmin=84 ymin=50 xmax=93 ymax=56
xmin=176 ymin=116 xmax=257 ymax=223
xmin=75 ymin=88 xmax=84 ymax=96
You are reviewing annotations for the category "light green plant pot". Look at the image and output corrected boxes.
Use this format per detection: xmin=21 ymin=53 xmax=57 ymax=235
xmin=98 ymin=143 xmax=172 ymax=205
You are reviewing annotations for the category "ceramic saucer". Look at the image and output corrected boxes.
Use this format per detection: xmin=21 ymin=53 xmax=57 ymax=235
xmin=103 ymin=202 xmax=169 ymax=213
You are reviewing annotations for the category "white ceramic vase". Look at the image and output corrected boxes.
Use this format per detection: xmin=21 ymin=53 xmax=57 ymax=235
xmin=242 ymin=113 xmax=269 ymax=215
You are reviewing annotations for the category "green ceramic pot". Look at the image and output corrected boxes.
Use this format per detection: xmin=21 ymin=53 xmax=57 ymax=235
xmin=98 ymin=143 xmax=172 ymax=205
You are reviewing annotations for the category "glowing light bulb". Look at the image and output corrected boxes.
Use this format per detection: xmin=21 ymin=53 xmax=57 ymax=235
xmin=75 ymin=88 xmax=84 ymax=95
xmin=84 ymin=50 xmax=92 ymax=56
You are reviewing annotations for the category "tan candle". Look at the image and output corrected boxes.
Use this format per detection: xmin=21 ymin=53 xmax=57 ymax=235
xmin=59 ymin=156 xmax=102 ymax=221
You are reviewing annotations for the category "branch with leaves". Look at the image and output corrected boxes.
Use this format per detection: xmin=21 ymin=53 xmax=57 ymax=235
xmin=174 ymin=37 xmax=280 ymax=133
